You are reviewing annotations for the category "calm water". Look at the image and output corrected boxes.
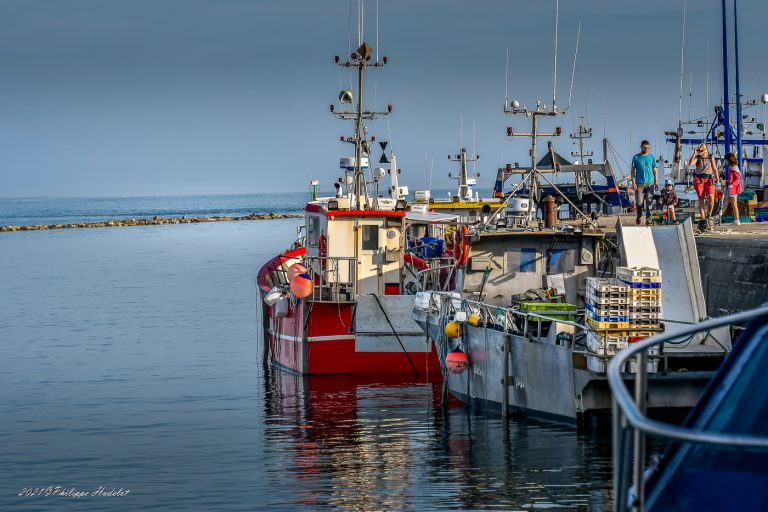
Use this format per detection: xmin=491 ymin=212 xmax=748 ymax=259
xmin=0 ymin=193 xmax=308 ymax=226
xmin=0 ymin=206 xmax=615 ymax=511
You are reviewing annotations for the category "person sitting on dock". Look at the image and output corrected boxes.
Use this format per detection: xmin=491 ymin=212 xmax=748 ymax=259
xmin=689 ymin=143 xmax=720 ymax=223
xmin=658 ymin=179 xmax=678 ymax=224
xmin=631 ymin=140 xmax=658 ymax=225
xmin=723 ymin=152 xmax=742 ymax=225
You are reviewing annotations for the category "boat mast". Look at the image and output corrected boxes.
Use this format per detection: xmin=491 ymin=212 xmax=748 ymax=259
xmin=504 ymin=0 xmax=565 ymax=218
xmin=721 ymin=0 xmax=731 ymax=155
xmin=734 ymin=0 xmax=743 ymax=170
xmin=331 ymin=40 xmax=390 ymax=210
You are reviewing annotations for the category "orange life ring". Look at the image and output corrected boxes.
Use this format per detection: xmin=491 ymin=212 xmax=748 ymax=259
xmin=318 ymin=233 xmax=327 ymax=270
xmin=453 ymin=225 xmax=469 ymax=268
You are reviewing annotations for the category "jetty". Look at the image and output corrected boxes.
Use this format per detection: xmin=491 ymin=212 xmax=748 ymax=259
xmin=0 ymin=212 xmax=302 ymax=232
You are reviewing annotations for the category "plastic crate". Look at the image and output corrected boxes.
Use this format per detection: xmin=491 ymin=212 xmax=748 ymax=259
xmin=587 ymin=310 xmax=629 ymax=322
xmin=586 ymin=332 xmax=628 ymax=356
xmin=586 ymin=302 xmax=629 ymax=317
xmin=630 ymin=305 xmax=661 ymax=314
xmin=587 ymin=317 xmax=630 ymax=330
xmin=630 ymin=299 xmax=662 ymax=309
xmin=629 ymin=321 xmax=662 ymax=331
xmin=617 ymin=266 xmax=662 ymax=284
xmin=595 ymin=330 xmax=629 ymax=337
xmin=586 ymin=277 xmax=630 ymax=295
xmin=520 ymin=302 xmax=576 ymax=321
xmin=587 ymin=289 xmax=629 ymax=305
xmin=621 ymin=280 xmax=661 ymax=289
xmin=586 ymin=354 xmax=606 ymax=373
xmin=628 ymin=329 xmax=663 ymax=339
xmin=629 ymin=310 xmax=661 ymax=321
xmin=629 ymin=288 xmax=662 ymax=300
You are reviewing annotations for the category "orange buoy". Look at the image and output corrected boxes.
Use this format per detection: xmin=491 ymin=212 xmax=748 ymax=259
xmin=445 ymin=348 xmax=469 ymax=374
xmin=445 ymin=321 xmax=463 ymax=338
xmin=287 ymin=263 xmax=307 ymax=282
xmin=290 ymin=272 xmax=313 ymax=298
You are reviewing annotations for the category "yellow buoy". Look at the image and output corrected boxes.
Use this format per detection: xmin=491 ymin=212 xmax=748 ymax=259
xmin=445 ymin=321 xmax=463 ymax=338
xmin=468 ymin=313 xmax=482 ymax=327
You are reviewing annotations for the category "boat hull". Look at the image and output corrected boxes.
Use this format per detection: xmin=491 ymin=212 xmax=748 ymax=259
xmin=262 ymin=294 xmax=440 ymax=376
xmin=414 ymin=309 xmax=716 ymax=424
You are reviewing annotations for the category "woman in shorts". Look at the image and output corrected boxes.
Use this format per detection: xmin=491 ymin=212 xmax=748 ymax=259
xmin=688 ymin=143 xmax=720 ymax=221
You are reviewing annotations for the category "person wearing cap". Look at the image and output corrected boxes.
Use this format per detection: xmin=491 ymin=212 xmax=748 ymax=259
xmin=631 ymin=140 xmax=658 ymax=225
xmin=688 ymin=143 xmax=720 ymax=222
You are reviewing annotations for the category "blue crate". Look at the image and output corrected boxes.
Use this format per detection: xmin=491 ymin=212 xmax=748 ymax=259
xmin=619 ymin=279 xmax=661 ymax=289
xmin=587 ymin=310 xmax=629 ymax=323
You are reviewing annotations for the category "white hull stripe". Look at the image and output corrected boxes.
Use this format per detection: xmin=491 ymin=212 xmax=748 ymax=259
xmin=268 ymin=330 xmax=355 ymax=343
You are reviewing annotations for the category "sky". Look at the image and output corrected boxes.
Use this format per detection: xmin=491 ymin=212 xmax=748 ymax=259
xmin=0 ymin=0 xmax=766 ymax=198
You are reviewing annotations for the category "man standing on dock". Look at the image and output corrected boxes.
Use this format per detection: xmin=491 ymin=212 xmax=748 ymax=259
xmin=631 ymin=140 xmax=658 ymax=225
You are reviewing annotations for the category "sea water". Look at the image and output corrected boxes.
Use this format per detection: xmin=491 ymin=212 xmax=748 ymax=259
xmin=0 ymin=195 xmax=613 ymax=511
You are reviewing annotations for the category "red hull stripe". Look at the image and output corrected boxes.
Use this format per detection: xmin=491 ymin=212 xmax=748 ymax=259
xmin=305 ymin=203 xmax=405 ymax=218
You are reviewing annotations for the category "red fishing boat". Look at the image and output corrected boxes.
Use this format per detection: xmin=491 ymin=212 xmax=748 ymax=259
xmin=256 ymin=20 xmax=455 ymax=375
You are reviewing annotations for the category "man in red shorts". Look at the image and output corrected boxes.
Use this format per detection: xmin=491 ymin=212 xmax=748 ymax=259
xmin=688 ymin=143 xmax=720 ymax=221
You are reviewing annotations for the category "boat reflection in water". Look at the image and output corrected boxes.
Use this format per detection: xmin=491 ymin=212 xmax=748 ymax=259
xmin=261 ymin=367 xmax=616 ymax=510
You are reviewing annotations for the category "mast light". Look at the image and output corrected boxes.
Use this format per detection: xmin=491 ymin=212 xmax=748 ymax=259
xmin=555 ymin=127 xmax=562 ymax=136
xmin=506 ymin=127 xmax=513 ymax=136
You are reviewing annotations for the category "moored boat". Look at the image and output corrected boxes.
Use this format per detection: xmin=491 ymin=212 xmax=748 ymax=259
xmin=256 ymin=13 xmax=452 ymax=376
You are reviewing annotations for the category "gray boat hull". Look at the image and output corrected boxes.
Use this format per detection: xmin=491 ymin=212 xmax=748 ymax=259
xmin=415 ymin=310 xmax=716 ymax=424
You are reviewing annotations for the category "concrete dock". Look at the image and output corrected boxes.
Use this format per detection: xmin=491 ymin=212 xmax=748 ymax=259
xmin=596 ymin=212 xmax=768 ymax=314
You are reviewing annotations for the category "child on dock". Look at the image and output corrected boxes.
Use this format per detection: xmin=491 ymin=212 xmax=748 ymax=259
xmin=658 ymin=180 xmax=678 ymax=224
xmin=723 ymin=152 xmax=742 ymax=225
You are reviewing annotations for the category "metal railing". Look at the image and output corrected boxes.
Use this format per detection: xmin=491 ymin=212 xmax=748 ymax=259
xmin=421 ymin=291 xmax=586 ymax=343
xmin=608 ymin=305 xmax=768 ymax=512
xmin=304 ymin=256 xmax=357 ymax=303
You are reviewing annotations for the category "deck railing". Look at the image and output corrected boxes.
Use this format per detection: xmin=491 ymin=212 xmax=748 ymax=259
xmin=607 ymin=305 xmax=768 ymax=512
xmin=304 ymin=256 xmax=357 ymax=303
xmin=420 ymin=291 xmax=585 ymax=342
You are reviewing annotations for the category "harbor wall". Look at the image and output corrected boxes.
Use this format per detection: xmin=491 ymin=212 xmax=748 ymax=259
xmin=696 ymin=237 xmax=768 ymax=315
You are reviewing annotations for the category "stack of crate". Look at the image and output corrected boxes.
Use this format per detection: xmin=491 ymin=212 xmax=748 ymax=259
xmin=617 ymin=266 xmax=663 ymax=373
xmin=584 ymin=277 xmax=629 ymax=372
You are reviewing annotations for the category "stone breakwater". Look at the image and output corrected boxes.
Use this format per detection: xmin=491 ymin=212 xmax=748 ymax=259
xmin=0 ymin=213 xmax=303 ymax=232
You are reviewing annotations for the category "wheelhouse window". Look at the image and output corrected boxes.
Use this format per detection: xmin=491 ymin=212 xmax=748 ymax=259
xmin=547 ymin=248 xmax=576 ymax=274
xmin=506 ymin=247 xmax=538 ymax=273
xmin=361 ymin=225 xmax=379 ymax=251
xmin=308 ymin=216 xmax=320 ymax=247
